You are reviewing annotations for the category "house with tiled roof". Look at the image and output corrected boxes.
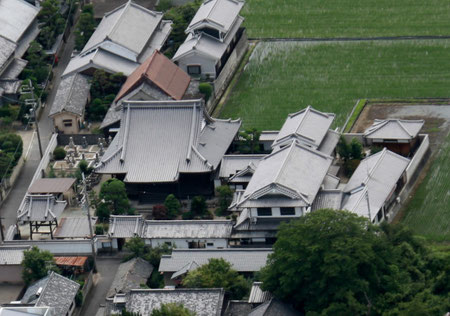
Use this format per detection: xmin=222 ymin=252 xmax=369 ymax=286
xmin=95 ymin=99 xmax=240 ymax=199
xmin=0 ymin=245 xmax=30 ymax=284
xmin=49 ymin=73 xmax=91 ymax=134
xmin=21 ymin=272 xmax=80 ymax=316
xmin=101 ymin=50 xmax=199 ymax=131
xmin=63 ymin=1 xmax=172 ymax=78
xmin=172 ymin=0 xmax=246 ymax=79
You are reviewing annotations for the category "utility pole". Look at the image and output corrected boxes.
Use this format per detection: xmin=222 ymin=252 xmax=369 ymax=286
xmin=0 ymin=217 xmax=5 ymax=241
xmin=81 ymin=173 xmax=97 ymax=273
xmin=22 ymin=81 xmax=43 ymax=159
xmin=365 ymin=188 xmax=372 ymax=223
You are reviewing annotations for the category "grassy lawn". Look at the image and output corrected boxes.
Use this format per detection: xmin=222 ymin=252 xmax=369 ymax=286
xmin=220 ymin=40 xmax=450 ymax=130
xmin=242 ymin=0 xmax=450 ymax=38
xmin=401 ymin=134 xmax=450 ymax=241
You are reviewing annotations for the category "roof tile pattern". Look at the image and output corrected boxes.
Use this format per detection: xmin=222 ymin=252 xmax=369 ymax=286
xmin=364 ymin=119 xmax=424 ymax=140
xmin=49 ymin=74 xmax=91 ymax=117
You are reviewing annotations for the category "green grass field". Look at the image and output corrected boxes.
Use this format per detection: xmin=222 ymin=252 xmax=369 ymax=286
xmin=401 ymin=134 xmax=450 ymax=241
xmin=220 ymin=40 xmax=450 ymax=130
xmin=243 ymin=0 xmax=450 ymax=38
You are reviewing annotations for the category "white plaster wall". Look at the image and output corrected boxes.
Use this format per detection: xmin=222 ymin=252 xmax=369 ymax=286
xmin=176 ymin=53 xmax=217 ymax=79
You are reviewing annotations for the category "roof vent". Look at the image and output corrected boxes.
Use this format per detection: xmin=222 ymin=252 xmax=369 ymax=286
xmin=36 ymin=287 xmax=43 ymax=297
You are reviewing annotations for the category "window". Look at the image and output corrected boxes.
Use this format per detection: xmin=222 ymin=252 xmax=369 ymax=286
xmin=280 ymin=207 xmax=296 ymax=216
xmin=188 ymin=241 xmax=206 ymax=248
xmin=187 ymin=65 xmax=201 ymax=75
xmin=257 ymin=207 xmax=272 ymax=216
xmin=206 ymin=242 xmax=214 ymax=247
xmin=377 ymin=210 xmax=383 ymax=222
xmin=63 ymin=119 xmax=72 ymax=127
xmin=164 ymin=242 xmax=172 ymax=246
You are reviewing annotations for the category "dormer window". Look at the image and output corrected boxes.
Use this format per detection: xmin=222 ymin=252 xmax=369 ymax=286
xmin=197 ymin=27 xmax=220 ymax=39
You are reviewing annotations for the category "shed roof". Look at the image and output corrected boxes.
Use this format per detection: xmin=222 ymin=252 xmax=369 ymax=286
xmin=107 ymin=257 xmax=153 ymax=298
xmin=273 ymin=106 xmax=335 ymax=149
xmin=28 ymin=178 xmax=76 ymax=194
xmin=126 ymin=288 xmax=225 ymax=316
xmin=17 ymin=195 xmax=66 ymax=222
xmin=364 ymin=119 xmax=424 ymax=140
xmin=219 ymin=154 xmax=265 ymax=178
xmin=54 ymin=256 xmax=88 ymax=267
xmin=248 ymin=298 xmax=300 ymax=316
xmin=95 ymin=100 xmax=240 ymax=183
xmin=142 ymin=220 xmax=233 ymax=239
xmin=0 ymin=245 xmax=30 ymax=265
xmin=311 ymin=189 xmax=344 ymax=211
xmin=0 ymin=57 xmax=27 ymax=79
xmin=342 ymin=148 xmax=409 ymax=221
xmin=238 ymin=141 xmax=333 ymax=208
xmin=159 ymin=248 xmax=272 ymax=273
xmin=22 ymin=272 xmax=80 ymax=316
xmin=54 ymin=217 xmax=97 ymax=238
xmin=115 ymin=50 xmax=190 ymax=102
xmin=0 ymin=0 xmax=39 ymax=42
xmin=186 ymin=0 xmax=244 ymax=35
xmin=49 ymin=73 xmax=91 ymax=117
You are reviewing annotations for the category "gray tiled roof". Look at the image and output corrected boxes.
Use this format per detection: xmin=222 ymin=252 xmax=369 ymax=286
xmin=17 ymin=195 xmax=66 ymax=222
xmin=311 ymin=189 xmax=344 ymax=211
xmin=53 ymin=217 xmax=97 ymax=238
xmin=82 ymin=1 xmax=163 ymax=57
xmin=248 ymin=282 xmax=272 ymax=304
xmin=126 ymin=288 xmax=225 ymax=316
xmin=0 ymin=0 xmax=39 ymax=42
xmin=173 ymin=15 xmax=243 ymax=62
xmin=342 ymin=148 xmax=410 ymax=221
xmin=248 ymin=298 xmax=300 ymax=316
xmin=142 ymin=220 xmax=233 ymax=239
xmin=95 ymin=100 xmax=240 ymax=183
xmin=49 ymin=73 xmax=90 ymax=117
xmin=0 ymin=245 xmax=30 ymax=265
xmin=364 ymin=119 xmax=424 ymax=140
xmin=318 ymin=129 xmax=340 ymax=155
xmin=108 ymin=215 xmax=144 ymax=238
xmin=22 ymin=272 xmax=80 ymax=316
xmin=186 ymin=0 xmax=245 ymax=35
xmin=0 ymin=79 xmax=22 ymax=94
xmin=237 ymin=141 xmax=333 ymax=208
xmin=0 ymin=57 xmax=27 ymax=79
xmin=273 ymin=106 xmax=335 ymax=149
xmin=219 ymin=154 xmax=265 ymax=178
xmin=159 ymin=248 xmax=272 ymax=273
xmin=107 ymin=257 xmax=153 ymax=298
xmin=0 ymin=36 xmax=16 ymax=73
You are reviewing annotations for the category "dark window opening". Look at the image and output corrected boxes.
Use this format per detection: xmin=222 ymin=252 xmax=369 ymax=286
xmin=187 ymin=65 xmax=201 ymax=75
xmin=188 ymin=241 xmax=205 ymax=248
xmin=377 ymin=210 xmax=383 ymax=222
xmin=280 ymin=207 xmax=295 ymax=216
xmin=257 ymin=207 xmax=272 ymax=216
xmin=63 ymin=119 xmax=72 ymax=127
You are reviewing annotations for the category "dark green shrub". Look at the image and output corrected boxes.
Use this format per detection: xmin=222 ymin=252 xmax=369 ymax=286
xmin=182 ymin=211 xmax=194 ymax=220
xmin=164 ymin=194 xmax=181 ymax=219
xmin=216 ymin=185 xmax=233 ymax=216
xmin=53 ymin=146 xmax=66 ymax=160
xmin=191 ymin=196 xmax=207 ymax=216
xmin=199 ymin=82 xmax=213 ymax=101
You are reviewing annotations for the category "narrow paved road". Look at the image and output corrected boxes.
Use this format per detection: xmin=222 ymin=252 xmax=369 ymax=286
xmin=0 ymin=25 xmax=76 ymax=240
xmin=81 ymin=256 xmax=122 ymax=316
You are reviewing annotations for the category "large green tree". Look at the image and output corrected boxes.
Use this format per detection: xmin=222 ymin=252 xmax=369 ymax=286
xmin=183 ymin=258 xmax=249 ymax=300
xmin=151 ymin=303 xmax=196 ymax=316
xmin=74 ymin=5 xmax=96 ymax=50
xmin=260 ymin=209 xmax=450 ymax=315
xmin=97 ymin=178 xmax=133 ymax=219
xmin=22 ymin=247 xmax=59 ymax=285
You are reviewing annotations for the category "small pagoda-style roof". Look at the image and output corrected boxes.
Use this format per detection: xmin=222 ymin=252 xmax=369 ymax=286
xmin=17 ymin=194 xmax=66 ymax=222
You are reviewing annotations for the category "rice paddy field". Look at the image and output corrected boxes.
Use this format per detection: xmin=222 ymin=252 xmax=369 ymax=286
xmin=220 ymin=40 xmax=450 ymax=130
xmin=401 ymin=133 xmax=450 ymax=241
xmin=242 ymin=0 xmax=450 ymax=38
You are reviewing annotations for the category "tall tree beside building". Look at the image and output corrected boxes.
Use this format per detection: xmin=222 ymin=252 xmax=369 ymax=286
xmin=21 ymin=247 xmax=59 ymax=285
xmin=97 ymin=178 xmax=133 ymax=219
xmin=74 ymin=5 xmax=96 ymax=50
xmin=260 ymin=209 xmax=450 ymax=314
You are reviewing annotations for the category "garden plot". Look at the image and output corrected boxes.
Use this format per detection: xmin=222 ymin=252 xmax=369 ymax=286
xmin=351 ymin=103 xmax=450 ymax=241
xmin=220 ymin=40 xmax=450 ymax=130
xmin=243 ymin=0 xmax=450 ymax=38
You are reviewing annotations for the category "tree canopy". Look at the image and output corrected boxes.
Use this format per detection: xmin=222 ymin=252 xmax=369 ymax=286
xmin=151 ymin=303 xmax=196 ymax=316
xmin=182 ymin=258 xmax=249 ymax=300
xmin=22 ymin=246 xmax=59 ymax=285
xmin=260 ymin=209 xmax=450 ymax=315
xmin=96 ymin=178 xmax=133 ymax=220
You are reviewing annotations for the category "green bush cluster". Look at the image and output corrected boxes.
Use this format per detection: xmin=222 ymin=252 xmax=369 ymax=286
xmin=199 ymin=83 xmax=213 ymax=101
xmin=0 ymin=133 xmax=23 ymax=179
xmin=74 ymin=5 xmax=96 ymax=50
xmin=53 ymin=146 xmax=66 ymax=160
